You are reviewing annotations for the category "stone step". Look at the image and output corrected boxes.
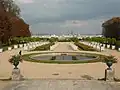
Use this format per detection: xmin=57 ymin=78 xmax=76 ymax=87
xmin=3 ymin=80 xmax=120 ymax=90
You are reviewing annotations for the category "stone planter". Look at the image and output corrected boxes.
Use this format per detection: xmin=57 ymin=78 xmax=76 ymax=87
xmin=8 ymin=47 xmax=12 ymax=50
xmin=112 ymin=45 xmax=115 ymax=50
xmin=93 ymin=45 xmax=96 ymax=48
xmin=97 ymin=46 xmax=100 ymax=49
xmin=19 ymin=44 xmax=23 ymax=48
xmin=24 ymin=46 xmax=28 ymax=50
xmin=118 ymin=48 xmax=120 ymax=51
xmin=24 ymin=44 xmax=27 ymax=47
xmin=0 ymin=48 xmax=3 ymax=53
xmin=101 ymin=47 xmax=105 ymax=51
xmin=107 ymin=45 xmax=110 ymax=49
xmin=14 ymin=45 xmax=18 ymax=49
xmin=103 ymin=44 xmax=105 ymax=47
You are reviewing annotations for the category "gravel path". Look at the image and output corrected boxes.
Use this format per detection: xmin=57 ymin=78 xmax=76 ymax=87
xmin=0 ymin=42 xmax=120 ymax=89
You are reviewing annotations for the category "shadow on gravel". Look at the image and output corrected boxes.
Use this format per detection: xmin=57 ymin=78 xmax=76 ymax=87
xmin=98 ymin=78 xmax=120 ymax=82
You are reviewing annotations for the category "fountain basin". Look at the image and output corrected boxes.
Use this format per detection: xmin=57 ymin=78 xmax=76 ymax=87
xmin=20 ymin=52 xmax=104 ymax=64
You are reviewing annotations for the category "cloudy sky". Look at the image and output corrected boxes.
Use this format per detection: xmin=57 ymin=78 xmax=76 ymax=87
xmin=16 ymin=0 xmax=120 ymax=35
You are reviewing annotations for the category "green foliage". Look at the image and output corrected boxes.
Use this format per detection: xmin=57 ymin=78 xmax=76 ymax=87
xmin=75 ymin=42 xmax=97 ymax=51
xmin=116 ymin=41 xmax=120 ymax=47
xmin=0 ymin=0 xmax=21 ymax=16
xmin=69 ymin=37 xmax=79 ymax=42
xmin=58 ymin=37 xmax=79 ymax=42
xmin=33 ymin=42 xmax=55 ymax=51
xmin=10 ymin=37 xmax=41 ymax=44
xmin=9 ymin=55 xmax=22 ymax=68
xmin=49 ymin=37 xmax=58 ymax=42
xmin=58 ymin=39 xmax=71 ymax=42
xmin=103 ymin=55 xmax=117 ymax=63
xmin=102 ymin=17 xmax=120 ymax=40
xmin=40 ymin=38 xmax=49 ymax=41
xmin=85 ymin=37 xmax=116 ymax=45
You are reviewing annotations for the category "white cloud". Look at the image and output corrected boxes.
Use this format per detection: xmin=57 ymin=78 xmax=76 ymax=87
xmin=63 ymin=20 xmax=88 ymax=28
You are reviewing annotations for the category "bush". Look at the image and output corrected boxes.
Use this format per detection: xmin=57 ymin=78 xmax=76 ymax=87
xmin=75 ymin=42 xmax=97 ymax=51
xmin=116 ymin=41 xmax=120 ymax=48
xmin=102 ymin=55 xmax=117 ymax=63
xmin=33 ymin=42 xmax=55 ymax=51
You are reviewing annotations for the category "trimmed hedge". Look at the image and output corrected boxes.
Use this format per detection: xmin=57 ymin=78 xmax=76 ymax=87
xmin=22 ymin=53 xmax=105 ymax=64
xmin=75 ymin=42 xmax=97 ymax=51
xmin=33 ymin=42 xmax=55 ymax=51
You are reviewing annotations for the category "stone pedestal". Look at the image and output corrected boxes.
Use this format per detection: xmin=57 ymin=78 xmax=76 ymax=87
xmin=105 ymin=68 xmax=115 ymax=81
xmin=11 ymin=68 xmax=23 ymax=81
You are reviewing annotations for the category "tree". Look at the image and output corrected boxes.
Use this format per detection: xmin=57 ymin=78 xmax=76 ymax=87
xmin=111 ymin=38 xmax=116 ymax=45
xmin=102 ymin=17 xmax=120 ymax=40
xmin=0 ymin=0 xmax=21 ymax=16
xmin=0 ymin=0 xmax=21 ymax=44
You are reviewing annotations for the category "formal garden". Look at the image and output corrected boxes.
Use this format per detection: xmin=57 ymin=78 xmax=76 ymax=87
xmin=1 ymin=0 xmax=120 ymax=89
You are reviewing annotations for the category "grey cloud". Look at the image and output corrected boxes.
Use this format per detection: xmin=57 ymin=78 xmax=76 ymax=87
xmin=17 ymin=0 xmax=120 ymax=34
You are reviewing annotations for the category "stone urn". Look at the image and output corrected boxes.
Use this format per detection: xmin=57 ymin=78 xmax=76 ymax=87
xmin=104 ymin=56 xmax=117 ymax=81
xmin=104 ymin=55 xmax=117 ymax=69
xmin=106 ymin=61 xmax=113 ymax=69
xmin=9 ymin=55 xmax=22 ymax=69
xmin=13 ymin=61 xmax=19 ymax=69
xmin=9 ymin=55 xmax=23 ymax=80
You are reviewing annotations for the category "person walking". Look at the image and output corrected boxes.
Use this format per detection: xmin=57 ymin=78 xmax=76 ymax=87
xmin=19 ymin=50 xmax=22 ymax=55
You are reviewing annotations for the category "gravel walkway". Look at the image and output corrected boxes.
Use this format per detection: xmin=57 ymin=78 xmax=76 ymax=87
xmin=0 ymin=42 xmax=120 ymax=89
